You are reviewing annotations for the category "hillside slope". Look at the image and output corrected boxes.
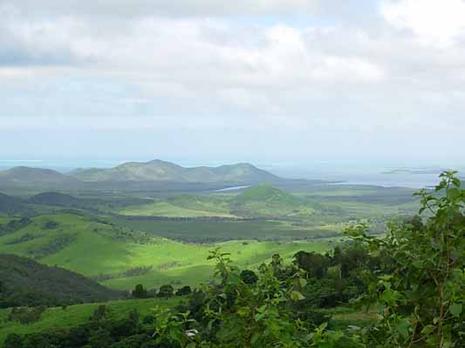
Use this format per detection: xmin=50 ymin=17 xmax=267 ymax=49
xmin=0 ymin=213 xmax=328 ymax=290
xmin=230 ymin=184 xmax=314 ymax=218
xmin=0 ymin=254 xmax=121 ymax=307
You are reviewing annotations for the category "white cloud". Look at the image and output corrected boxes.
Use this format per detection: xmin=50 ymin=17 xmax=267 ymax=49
xmin=381 ymin=0 xmax=465 ymax=46
xmin=1 ymin=0 xmax=465 ymax=161
xmin=0 ymin=0 xmax=319 ymax=17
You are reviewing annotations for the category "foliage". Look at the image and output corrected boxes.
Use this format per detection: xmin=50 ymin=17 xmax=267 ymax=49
xmin=8 ymin=306 xmax=46 ymax=324
xmin=147 ymin=248 xmax=364 ymax=347
xmin=349 ymin=171 xmax=465 ymax=347
xmin=158 ymin=284 xmax=175 ymax=298
xmin=176 ymin=286 xmax=192 ymax=296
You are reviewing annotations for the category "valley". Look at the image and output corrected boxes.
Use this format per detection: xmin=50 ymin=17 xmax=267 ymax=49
xmin=0 ymin=161 xmax=419 ymax=293
xmin=0 ymin=160 xmax=424 ymax=346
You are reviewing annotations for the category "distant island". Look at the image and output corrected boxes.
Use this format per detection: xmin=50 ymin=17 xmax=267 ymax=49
xmin=382 ymin=167 xmax=446 ymax=175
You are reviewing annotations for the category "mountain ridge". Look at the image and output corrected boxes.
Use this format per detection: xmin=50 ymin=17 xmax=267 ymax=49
xmin=0 ymin=160 xmax=324 ymax=192
xmin=0 ymin=167 xmax=80 ymax=189
xmin=70 ymin=159 xmax=280 ymax=184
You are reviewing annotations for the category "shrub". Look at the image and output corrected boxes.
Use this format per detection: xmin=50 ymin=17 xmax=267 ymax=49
xmin=175 ymin=285 xmax=192 ymax=296
xmin=157 ymin=284 xmax=174 ymax=298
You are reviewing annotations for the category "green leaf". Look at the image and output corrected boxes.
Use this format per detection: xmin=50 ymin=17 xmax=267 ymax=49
xmin=395 ymin=318 xmax=411 ymax=338
xmin=290 ymin=290 xmax=305 ymax=301
xmin=448 ymin=188 xmax=461 ymax=201
xmin=450 ymin=303 xmax=462 ymax=317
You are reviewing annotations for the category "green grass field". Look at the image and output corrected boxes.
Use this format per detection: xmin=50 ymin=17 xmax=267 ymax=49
xmin=0 ymin=183 xmax=420 ymax=292
xmin=0 ymin=213 xmax=335 ymax=290
xmin=0 ymin=297 xmax=181 ymax=345
xmin=119 ymin=200 xmax=236 ymax=218
xmin=0 ymin=183 xmax=422 ymax=345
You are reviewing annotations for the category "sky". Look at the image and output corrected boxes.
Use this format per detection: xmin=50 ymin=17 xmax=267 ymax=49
xmin=1 ymin=0 xmax=465 ymax=166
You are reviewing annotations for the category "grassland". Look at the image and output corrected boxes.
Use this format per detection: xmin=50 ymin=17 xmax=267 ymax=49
xmin=0 ymin=297 xmax=181 ymax=345
xmin=0 ymin=182 xmax=423 ymax=346
xmin=0 ymin=213 xmax=335 ymax=290
xmin=119 ymin=201 xmax=236 ymax=218
xmin=0 ymin=184 xmax=419 ymax=292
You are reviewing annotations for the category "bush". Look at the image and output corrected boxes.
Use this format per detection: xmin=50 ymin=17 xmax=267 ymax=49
xmin=175 ymin=285 xmax=192 ymax=296
xmin=239 ymin=269 xmax=258 ymax=285
xmin=157 ymin=284 xmax=174 ymax=298
xmin=8 ymin=306 xmax=46 ymax=324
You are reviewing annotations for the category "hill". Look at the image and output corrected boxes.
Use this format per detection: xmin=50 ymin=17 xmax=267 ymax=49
xmin=0 ymin=213 xmax=329 ymax=290
xmin=231 ymin=184 xmax=313 ymax=218
xmin=29 ymin=192 xmax=80 ymax=207
xmin=234 ymin=184 xmax=299 ymax=204
xmin=0 ymin=193 xmax=28 ymax=215
xmin=71 ymin=159 xmax=280 ymax=184
xmin=0 ymin=167 xmax=80 ymax=190
xmin=0 ymin=254 xmax=121 ymax=307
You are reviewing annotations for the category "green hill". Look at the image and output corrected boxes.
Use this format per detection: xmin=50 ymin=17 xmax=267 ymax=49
xmin=234 ymin=184 xmax=299 ymax=204
xmin=231 ymin=184 xmax=314 ymax=218
xmin=0 ymin=193 xmax=28 ymax=215
xmin=0 ymin=167 xmax=80 ymax=191
xmin=29 ymin=192 xmax=80 ymax=207
xmin=0 ymin=254 xmax=121 ymax=307
xmin=0 ymin=213 xmax=329 ymax=290
xmin=71 ymin=159 xmax=279 ymax=184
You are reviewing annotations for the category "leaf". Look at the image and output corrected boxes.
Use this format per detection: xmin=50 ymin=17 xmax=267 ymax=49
xmin=395 ymin=318 xmax=411 ymax=338
xmin=290 ymin=290 xmax=305 ymax=301
xmin=421 ymin=325 xmax=434 ymax=336
xmin=450 ymin=303 xmax=462 ymax=317
xmin=447 ymin=188 xmax=461 ymax=201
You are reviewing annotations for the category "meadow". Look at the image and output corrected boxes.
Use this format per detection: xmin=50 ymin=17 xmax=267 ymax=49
xmin=0 ymin=180 xmax=433 ymax=347
xmin=0 ymin=213 xmax=334 ymax=290
xmin=0 ymin=297 xmax=181 ymax=345
xmin=0 ymin=183 xmax=420 ymax=293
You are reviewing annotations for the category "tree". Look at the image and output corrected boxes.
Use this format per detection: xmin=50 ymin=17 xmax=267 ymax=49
xmin=293 ymin=251 xmax=330 ymax=278
xmin=157 ymin=284 xmax=174 ymax=298
xmin=131 ymin=284 xmax=147 ymax=299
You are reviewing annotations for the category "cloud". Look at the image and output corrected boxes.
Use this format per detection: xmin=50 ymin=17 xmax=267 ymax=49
xmin=381 ymin=0 xmax=465 ymax=46
xmin=1 ymin=0 xmax=465 ymax=161
xmin=0 ymin=0 xmax=319 ymax=17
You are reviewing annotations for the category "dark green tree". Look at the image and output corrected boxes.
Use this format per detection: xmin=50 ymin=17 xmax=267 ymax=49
xmin=131 ymin=284 xmax=147 ymax=299
xmin=157 ymin=284 xmax=174 ymax=298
